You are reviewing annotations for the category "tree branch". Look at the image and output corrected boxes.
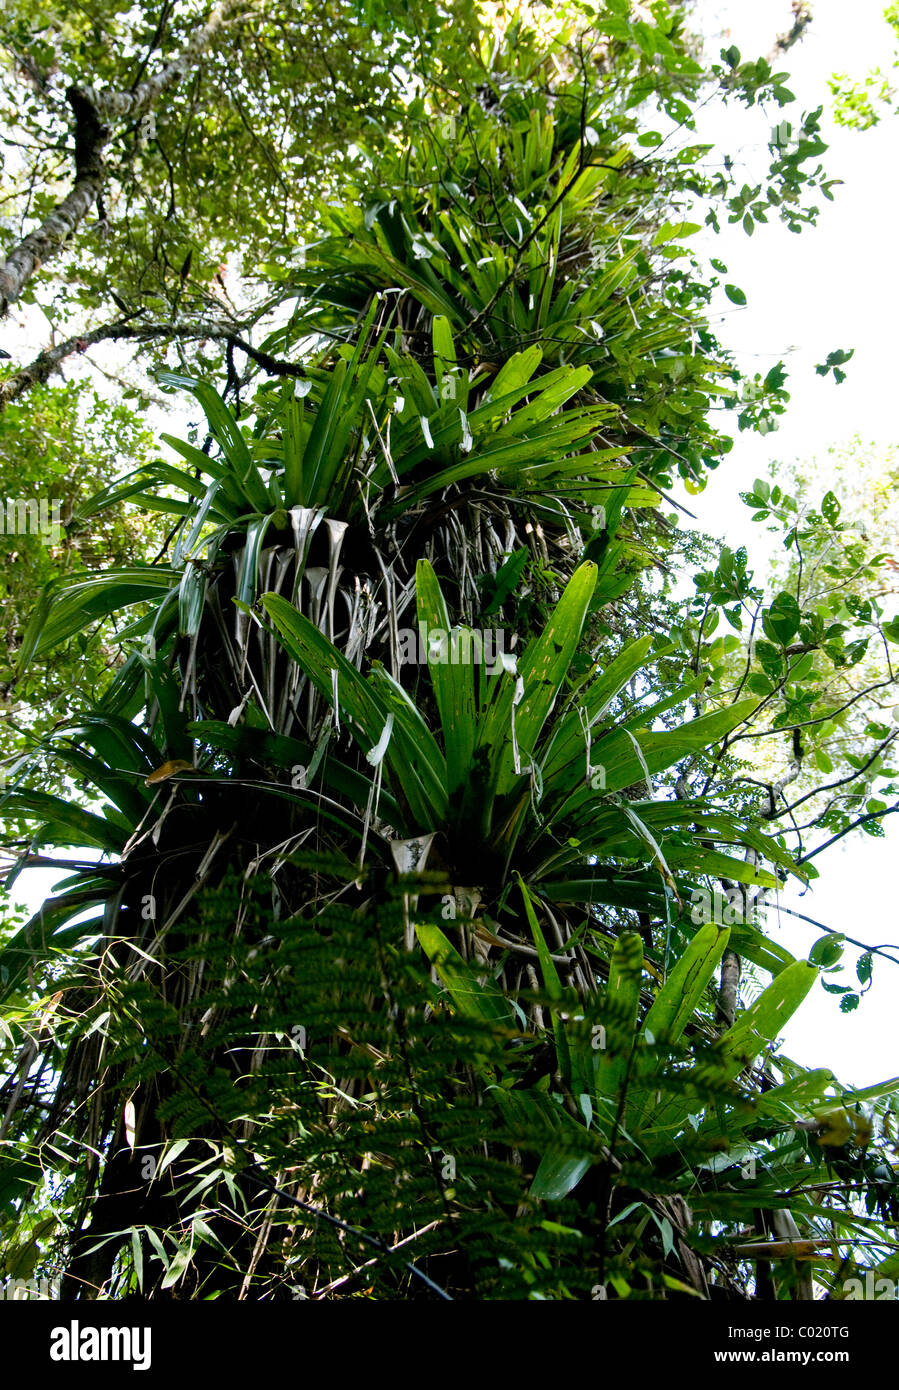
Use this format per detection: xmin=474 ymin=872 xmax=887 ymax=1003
xmin=796 ymin=801 xmax=899 ymax=865
xmin=0 ymin=317 xmax=295 ymax=408
xmin=0 ymin=0 xmax=255 ymax=316
xmin=71 ymin=0 xmax=252 ymax=122
xmin=0 ymin=87 xmax=108 ymax=313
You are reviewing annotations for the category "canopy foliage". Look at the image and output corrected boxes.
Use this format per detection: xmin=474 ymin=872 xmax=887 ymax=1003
xmin=1 ymin=1 xmax=897 ymax=1303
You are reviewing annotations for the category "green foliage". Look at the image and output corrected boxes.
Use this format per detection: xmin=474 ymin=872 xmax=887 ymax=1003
xmin=830 ymin=4 xmax=899 ymax=129
xmin=0 ymin=381 xmax=158 ymax=790
xmin=3 ymin=856 xmax=894 ymax=1299
xmin=0 ymin=0 xmax=480 ymax=329
xmin=815 ymin=348 xmax=855 ymax=385
xmin=1 ymin=7 xmax=897 ymax=1304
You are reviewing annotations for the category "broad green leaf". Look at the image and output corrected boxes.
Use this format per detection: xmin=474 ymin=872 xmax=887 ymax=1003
xmin=416 ymin=560 xmax=476 ymax=800
xmin=530 ymin=1151 xmax=592 ymax=1201
xmin=261 ymin=593 xmax=446 ymax=827
xmin=492 ymin=562 xmax=597 ymax=798
xmin=762 ymin=591 xmax=802 ymax=646
xmin=642 ymin=923 xmax=731 ymax=1045
xmin=415 ymin=921 xmax=511 ymax=1027
xmin=720 ymin=961 xmax=819 ymax=1074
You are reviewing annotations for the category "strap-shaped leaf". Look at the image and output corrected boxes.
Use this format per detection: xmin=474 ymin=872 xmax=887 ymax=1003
xmin=530 ymin=1151 xmax=592 ymax=1202
xmin=431 ymin=313 xmax=456 ymax=391
xmin=415 ymin=560 xmax=477 ymax=801
xmin=719 ymin=961 xmax=818 ymax=1074
xmin=297 ymin=357 xmax=349 ymax=505
xmin=640 ymin=961 xmax=822 ymax=1158
xmin=178 ymin=561 xmax=207 ymax=639
xmin=18 ymin=567 xmax=179 ymax=667
xmin=73 ymin=466 xmax=175 ymax=520
xmin=753 ymin=1069 xmax=837 ymax=1121
xmin=487 ymin=345 xmax=543 ymax=398
xmin=159 ymin=375 xmax=270 ymax=513
xmin=188 ymin=719 xmax=409 ymax=832
xmin=0 ymin=789 xmax=129 ymax=852
xmin=261 ymin=595 xmax=445 ymax=828
xmin=487 ymin=561 xmax=597 ymax=801
xmin=517 ymin=875 xmax=575 ymax=1086
xmin=235 ymin=515 xmax=278 ymax=606
xmin=641 ymin=923 xmax=731 ymax=1045
xmin=540 ymin=633 xmax=654 ymax=785
xmin=725 ymin=922 xmax=797 ymax=977
xmin=303 ymin=308 xmax=385 ymax=507
xmin=158 ymin=432 xmax=231 ymax=484
xmin=538 ymin=868 xmax=668 ymax=913
xmin=415 ymin=921 xmax=512 ymax=1027
xmin=45 ymin=744 xmax=149 ymax=826
xmin=54 ymin=711 xmax=160 ymax=766
xmin=262 ymin=593 xmax=385 ymax=737
xmin=282 ymin=395 xmax=307 ymax=507
xmin=544 ymin=697 xmax=759 ymax=828
xmin=662 ymin=848 xmax=778 ymax=889
xmin=534 ymin=206 xmax=561 ymax=330
xmin=367 ymin=667 xmax=448 ymax=821
xmin=489 ymin=364 xmax=592 ymax=436
xmin=0 ymin=906 xmax=106 ymax=1007
xmin=393 ymin=410 xmax=610 ymax=509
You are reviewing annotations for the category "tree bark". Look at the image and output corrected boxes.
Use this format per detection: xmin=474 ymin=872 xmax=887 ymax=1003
xmin=0 ymin=318 xmax=295 ymax=409
xmin=72 ymin=0 xmax=251 ymax=122
xmin=0 ymin=0 xmax=252 ymax=316
xmin=717 ymin=946 xmax=741 ymax=1027
xmin=0 ymin=88 xmax=107 ymax=314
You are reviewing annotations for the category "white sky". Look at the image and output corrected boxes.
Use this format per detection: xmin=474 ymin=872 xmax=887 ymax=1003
xmin=693 ymin=0 xmax=899 ymax=507
xmin=688 ymin=0 xmax=899 ymax=1086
